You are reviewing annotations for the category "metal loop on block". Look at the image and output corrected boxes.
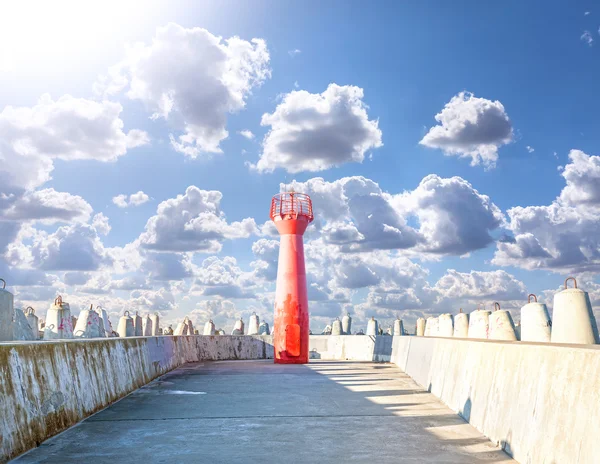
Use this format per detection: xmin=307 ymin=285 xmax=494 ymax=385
xmin=528 ymin=294 xmax=537 ymax=303
xmin=55 ymin=295 xmax=63 ymax=306
xmin=26 ymin=306 xmax=35 ymax=315
xmin=564 ymin=277 xmax=577 ymax=289
xmin=124 ymin=310 xmax=130 ymax=317
xmin=494 ymin=302 xmax=501 ymax=311
xmin=0 ymin=278 xmax=6 ymax=289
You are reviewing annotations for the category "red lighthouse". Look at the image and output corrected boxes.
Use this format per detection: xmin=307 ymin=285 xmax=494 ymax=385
xmin=270 ymin=191 xmax=314 ymax=364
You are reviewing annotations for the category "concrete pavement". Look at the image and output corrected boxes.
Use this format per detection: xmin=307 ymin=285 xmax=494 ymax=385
xmin=13 ymin=360 xmax=514 ymax=463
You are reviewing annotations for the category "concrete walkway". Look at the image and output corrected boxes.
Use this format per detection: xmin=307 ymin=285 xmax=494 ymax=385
xmin=14 ymin=361 xmax=514 ymax=463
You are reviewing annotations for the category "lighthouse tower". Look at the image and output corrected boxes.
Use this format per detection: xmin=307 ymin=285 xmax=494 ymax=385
xmin=270 ymin=191 xmax=314 ymax=364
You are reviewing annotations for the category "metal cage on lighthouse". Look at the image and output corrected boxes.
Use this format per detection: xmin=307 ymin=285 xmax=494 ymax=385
xmin=270 ymin=192 xmax=314 ymax=223
xmin=270 ymin=191 xmax=314 ymax=364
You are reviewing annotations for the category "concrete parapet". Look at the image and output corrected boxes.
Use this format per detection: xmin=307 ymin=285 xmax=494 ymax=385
xmin=0 ymin=335 xmax=274 ymax=462
xmin=390 ymin=336 xmax=600 ymax=464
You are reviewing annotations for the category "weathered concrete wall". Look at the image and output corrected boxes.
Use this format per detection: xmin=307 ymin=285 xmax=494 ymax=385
xmin=0 ymin=335 xmax=273 ymax=462
xmin=309 ymin=335 xmax=394 ymax=361
xmin=391 ymin=336 xmax=600 ymax=464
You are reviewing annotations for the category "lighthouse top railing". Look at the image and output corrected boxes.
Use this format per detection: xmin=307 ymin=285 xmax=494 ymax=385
xmin=270 ymin=192 xmax=314 ymax=222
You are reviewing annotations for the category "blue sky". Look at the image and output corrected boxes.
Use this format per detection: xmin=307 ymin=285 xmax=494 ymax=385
xmin=2 ymin=0 xmax=600 ymax=332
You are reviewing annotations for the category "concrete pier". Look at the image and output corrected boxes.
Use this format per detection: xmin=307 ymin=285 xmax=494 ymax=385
xmin=13 ymin=360 xmax=512 ymax=463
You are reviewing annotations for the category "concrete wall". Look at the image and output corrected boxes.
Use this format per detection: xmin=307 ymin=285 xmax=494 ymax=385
xmin=0 ymin=335 xmax=273 ymax=462
xmin=309 ymin=334 xmax=393 ymax=361
xmin=391 ymin=336 xmax=600 ymax=464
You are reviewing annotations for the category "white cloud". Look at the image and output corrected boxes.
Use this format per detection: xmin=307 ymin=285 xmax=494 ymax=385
xmin=526 ymin=145 xmax=535 ymax=153
xmin=393 ymin=175 xmax=504 ymax=254
xmin=112 ymin=194 xmax=128 ymax=208
xmin=238 ymin=129 xmax=255 ymax=140
xmin=493 ymin=150 xmax=600 ymax=272
xmin=113 ymin=191 xmax=150 ymax=208
xmin=0 ymin=188 xmax=92 ymax=223
xmin=254 ymin=84 xmax=382 ymax=173
xmin=420 ymin=91 xmax=513 ymax=169
xmin=288 ymin=174 xmax=502 ymax=255
xmin=288 ymin=49 xmax=301 ymax=57
xmin=0 ymin=94 xmax=148 ymax=192
xmin=27 ymin=223 xmax=112 ymax=271
xmin=140 ymin=251 xmax=195 ymax=281
xmin=139 ymin=186 xmax=257 ymax=252
xmin=434 ymin=269 xmax=526 ymax=301
xmin=98 ymin=23 xmax=270 ymax=158
xmin=581 ymin=30 xmax=594 ymax=46
xmin=129 ymin=191 xmax=150 ymax=206
xmin=92 ymin=213 xmax=111 ymax=236
xmin=193 ymin=256 xmax=255 ymax=298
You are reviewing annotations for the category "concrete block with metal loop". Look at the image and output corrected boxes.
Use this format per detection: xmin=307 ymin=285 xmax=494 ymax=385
xmin=416 ymin=317 xmax=425 ymax=336
xmin=393 ymin=317 xmax=404 ymax=336
xmin=44 ymin=296 xmax=74 ymax=340
xmin=521 ymin=294 xmax=551 ymax=342
xmin=13 ymin=307 xmax=35 ymax=340
xmin=150 ymin=312 xmax=160 ymax=336
xmin=453 ymin=309 xmax=469 ymax=338
xmin=331 ymin=317 xmax=343 ymax=335
xmin=133 ymin=311 xmax=143 ymax=336
xmin=259 ymin=321 xmax=270 ymax=335
xmin=96 ymin=306 xmax=114 ymax=337
xmin=142 ymin=314 xmax=153 ymax=336
xmin=248 ymin=312 xmax=260 ymax=335
xmin=204 ymin=319 xmax=216 ymax=335
xmin=24 ymin=306 xmax=39 ymax=340
xmin=488 ymin=302 xmax=518 ymax=341
xmin=231 ymin=318 xmax=245 ymax=335
xmin=438 ymin=314 xmax=454 ymax=337
xmin=342 ymin=313 xmax=352 ymax=335
xmin=551 ymin=277 xmax=599 ymax=345
xmin=425 ymin=316 xmax=439 ymax=337
xmin=0 ymin=278 xmax=13 ymax=341
xmin=185 ymin=317 xmax=195 ymax=335
xmin=74 ymin=304 xmax=105 ymax=338
xmin=174 ymin=317 xmax=190 ymax=336
xmin=468 ymin=305 xmax=491 ymax=339
xmin=117 ymin=311 xmax=135 ymax=337
xmin=366 ymin=317 xmax=378 ymax=336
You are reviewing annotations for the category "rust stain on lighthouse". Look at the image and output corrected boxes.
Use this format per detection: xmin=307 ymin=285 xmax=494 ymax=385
xmin=270 ymin=192 xmax=313 ymax=364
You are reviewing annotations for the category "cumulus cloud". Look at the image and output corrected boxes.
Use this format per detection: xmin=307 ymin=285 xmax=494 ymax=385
xmin=0 ymin=188 xmax=92 ymax=223
xmin=194 ymin=256 xmax=255 ymax=298
xmin=288 ymin=174 xmax=502 ymax=255
xmin=420 ymin=91 xmax=513 ymax=169
xmin=92 ymin=213 xmax=111 ymax=236
xmin=98 ymin=23 xmax=270 ymax=157
xmin=393 ymin=175 xmax=504 ymax=254
xmin=141 ymin=251 xmax=195 ymax=281
xmin=493 ymin=149 xmax=600 ymax=272
xmin=238 ymin=129 xmax=255 ymax=140
xmin=139 ymin=186 xmax=257 ymax=252
xmin=0 ymin=94 xmax=148 ymax=192
xmin=250 ymin=239 xmax=280 ymax=281
xmin=288 ymin=49 xmax=301 ymax=57
xmin=288 ymin=176 xmax=419 ymax=251
xmin=112 ymin=191 xmax=150 ymax=208
xmin=434 ymin=269 xmax=526 ymax=301
xmin=254 ymin=84 xmax=382 ymax=173
xmin=28 ymin=223 xmax=112 ymax=271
